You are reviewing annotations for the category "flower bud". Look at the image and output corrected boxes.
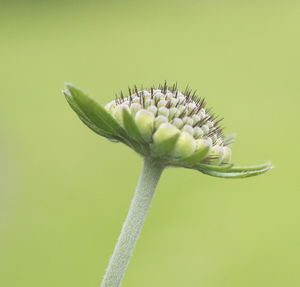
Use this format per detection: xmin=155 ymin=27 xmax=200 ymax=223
xmin=172 ymin=131 xmax=196 ymax=159
xmin=147 ymin=105 xmax=157 ymax=115
xmin=192 ymin=114 xmax=200 ymax=125
xmin=157 ymin=99 xmax=167 ymax=108
xmin=195 ymin=138 xmax=211 ymax=152
xmin=202 ymin=124 xmax=209 ymax=134
xmin=155 ymin=92 xmax=164 ymax=99
xmin=199 ymin=110 xmax=205 ymax=119
xmin=183 ymin=116 xmax=193 ymax=126
xmin=180 ymin=138 xmax=211 ymax=164
xmin=222 ymin=146 xmax=231 ymax=163
xmin=143 ymin=91 xmax=151 ymax=100
xmin=170 ymin=98 xmax=179 ymax=106
xmin=172 ymin=118 xmax=184 ymax=129
xmin=207 ymin=120 xmax=214 ymax=128
xmin=169 ymin=107 xmax=178 ymax=120
xmin=166 ymin=92 xmax=173 ymax=100
xmin=152 ymin=123 xmax=180 ymax=155
xmin=132 ymin=96 xmax=140 ymax=103
xmin=130 ymin=103 xmax=142 ymax=117
xmin=158 ymin=107 xmax=170 ymax=118
xmin=187 ymin=102 xmax=196 ymax=112
xmin=144 ymin=99 xmax=153 ymax=108
xmin=182 ymin=125 xmax=194 ymax=136
xmin=209 ymin=146 xmax=224 ymax=164
xmin=178 ymin=105 xmax=186 ymax=114
xmin=114 ymin=104 xmax=131 ymax=127
xmin=193 ymin=127 xmax=204 ymax=139
xmin=105 ymin=101 xmax=116 ymax=114
xmin=154 ymin=115 xmax=168 ymax=129
xmin=206 ymin=137 xmax=213 ymax=146
xmin=135 ymin=110 xmax=154 ymax=142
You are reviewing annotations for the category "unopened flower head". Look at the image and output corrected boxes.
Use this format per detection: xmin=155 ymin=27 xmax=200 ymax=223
xmin=63 ymin=82 xmax=272 ymax=178
xmin=105 ymin=83 xmax=229 ymax=166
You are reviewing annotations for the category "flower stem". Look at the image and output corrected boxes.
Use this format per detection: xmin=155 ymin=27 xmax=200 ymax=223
xmin=101 ymin=157 xmax=164 ymax=287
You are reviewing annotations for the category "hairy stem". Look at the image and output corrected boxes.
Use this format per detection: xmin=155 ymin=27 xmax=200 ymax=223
xmin=101 ymin=157 xmax=164 ymax=287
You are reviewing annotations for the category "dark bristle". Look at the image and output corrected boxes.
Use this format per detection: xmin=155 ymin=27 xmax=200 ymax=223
xmin=166 ymin=100 xmax=172 ymax=109
xmin=154 ymin=95 xmax=159 ymax=106
xmin=178 ymin=109 xmax=187 ymax=119
xmin=191 ymin=90 xmax=197 ymax=102
xmin=115 ymin=94 xmax=119 ymax=105
xmin=207 ymin=127 xmax=218 ymax=137
xmin=170 ymin=82 xmax=177 ymax=92
xmin=141 ymin=91 xmax=145 ymax=107
xmin=116 ymin=82 xmax=225 ymax=140
xmin=199 ymin=98 xmax=206 ymax=109
xmin=163 ymin=80 xmax=167 ymax=94
xmin=210 ymin=113 xmax=218 ymax=122
xmin=183 ymin=84 xmax=190 ymax=96
xmin=185 ymin=88 xmax=192 ymax=99
xmin=203 ymin=155 xmax=219 ymax=163
xmin=207 ymin=114 xmax=215 ymax=121
xmin=214 ymin=117 xmax=224 ymax=126
xmin=197 ymin=115 xmax=210 ymax=127
xmin=188 ymin=107 xmax=198 ymax=117
xmin=224 ymin=137 xmax=234 ymax=146
xmin=129 ymin=93 xmax=132 ymax=105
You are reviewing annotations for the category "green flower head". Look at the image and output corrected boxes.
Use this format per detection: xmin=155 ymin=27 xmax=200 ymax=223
xmin=63 ymin=82 xmax=272 ymax=178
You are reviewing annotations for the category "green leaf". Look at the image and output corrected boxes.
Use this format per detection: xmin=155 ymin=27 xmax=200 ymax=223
xmin=122 ymin=108 xmax=145 ymax=143
xmin=196 ymin=162 xmax=234 ymax=172
xmin=64 ymin=90 xmax=118 ymax=140
xmin=121 ymin=108 xmax=151 ymax=154
xmin=227 ymin=161 xmax=273 ymax=172
xmin=180 ymin=146 xmax=211 ymax=165
xmin=198 ymin=165 xmax=273 ymax=178
xmin=64 ymin=83 xmax=130 ymax=144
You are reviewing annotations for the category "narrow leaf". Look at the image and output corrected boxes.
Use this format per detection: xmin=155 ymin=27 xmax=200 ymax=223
xmin=199 ymin=166 xmax=272 ymax=178
xmin=122 ymin=108 xmax=145 ymax=143
xmin=180 ymin=146 xmax=211 ymax=165
xmin=228 ymin=161 xmax=273 ymax=172
xmin=196 ymin=162 xmax=234 ymax=172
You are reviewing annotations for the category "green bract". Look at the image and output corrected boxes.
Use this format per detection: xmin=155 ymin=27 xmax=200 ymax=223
xmin=63 ymin=82 xmax=273 ymax=178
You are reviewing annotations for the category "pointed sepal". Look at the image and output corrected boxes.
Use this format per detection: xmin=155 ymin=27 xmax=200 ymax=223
xmin=197 ymin=161 xmax=273 ymax=178
xmin=63 ymin=83 xmax=129 ymax=144
xmin=226 ymin=161 xmax=273 ymax=173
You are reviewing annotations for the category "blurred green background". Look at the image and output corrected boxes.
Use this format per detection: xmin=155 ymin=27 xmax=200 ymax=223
xmin=0 ymin=1 xmax=299 ymax=286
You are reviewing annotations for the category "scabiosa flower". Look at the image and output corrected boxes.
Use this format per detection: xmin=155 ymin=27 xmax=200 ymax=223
xmin=63 ymin=82 xmax=272 ymax=287
xmin=64 ymin=82 xmax=272 ymax=178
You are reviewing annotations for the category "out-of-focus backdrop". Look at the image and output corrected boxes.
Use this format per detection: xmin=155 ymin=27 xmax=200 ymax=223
xmin=0 ymin=1 xmax=299 ymax=286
